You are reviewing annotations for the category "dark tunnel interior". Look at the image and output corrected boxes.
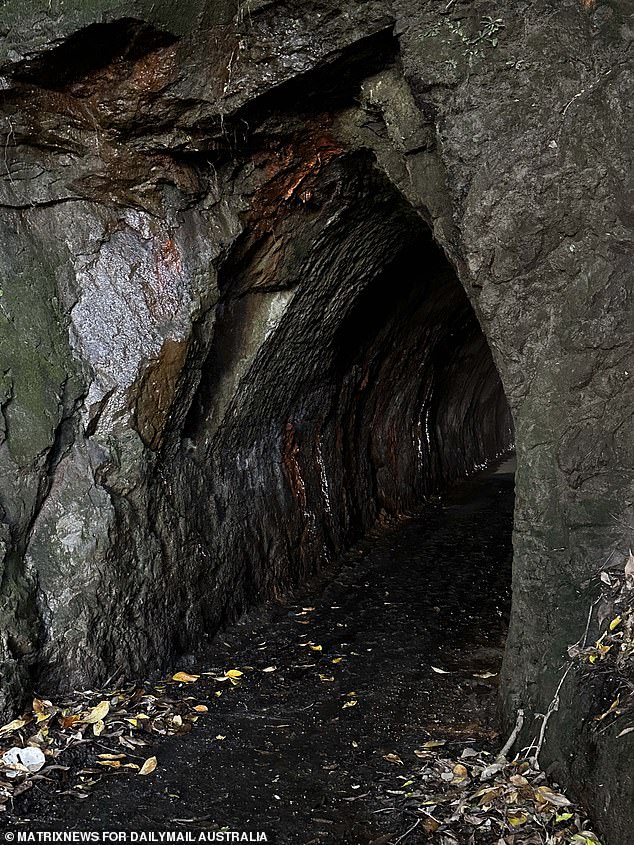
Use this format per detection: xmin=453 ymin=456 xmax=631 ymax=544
xmin=168 ymin=149 xmax=515 ymax=631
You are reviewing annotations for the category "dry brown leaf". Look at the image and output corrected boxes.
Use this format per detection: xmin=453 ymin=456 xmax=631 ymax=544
xmin=0 ymin=718 xmax=27 ymax=734
xmin=83 ymin=701 xmax=110 ymax=724
xmin=138 ymin=756 xmax=157 ymax=776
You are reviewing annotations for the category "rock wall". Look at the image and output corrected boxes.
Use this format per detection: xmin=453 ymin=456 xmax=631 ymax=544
xmin=0 ymin=0 xmax=632 ymax=840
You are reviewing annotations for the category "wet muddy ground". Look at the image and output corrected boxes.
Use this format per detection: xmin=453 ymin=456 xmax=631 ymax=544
xmin=7 ymin=463 xmax=515 ymax=843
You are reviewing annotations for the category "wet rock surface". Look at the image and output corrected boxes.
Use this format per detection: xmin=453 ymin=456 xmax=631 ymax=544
xmin=7 ymin=468 xmax=514 ymax=841
xmin=0 ymin=0 xmax=632 ymax=839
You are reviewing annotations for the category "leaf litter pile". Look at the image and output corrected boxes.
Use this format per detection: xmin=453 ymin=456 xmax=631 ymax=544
xmin=367 ymin=739 xmax=603 ymax=845
xmin=0 ymin=471 xmax=611 ymax=843
xmin=0 ymin=669 xmax=238 ymax=809
xmin=0 ymin=666 xmax=605 ymax=843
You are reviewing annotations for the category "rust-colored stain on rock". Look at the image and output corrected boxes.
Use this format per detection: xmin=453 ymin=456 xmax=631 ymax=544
xmin=133 ymin=338 xmax=189 ymax=451
xmin=282 ymin=421 xmax=308 ymax=511
xmin=143 ymin=237 xmax=184 ymax=322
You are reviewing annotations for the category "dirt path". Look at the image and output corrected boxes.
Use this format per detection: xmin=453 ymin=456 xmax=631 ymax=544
xmin=10 ymin=466 xmax=514 ymax=843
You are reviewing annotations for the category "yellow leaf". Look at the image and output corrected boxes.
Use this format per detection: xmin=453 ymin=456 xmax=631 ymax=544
xmin=214 ymin=691 xmax=223 ymax=697
xmin=309 ymin=644 xmax=322 ymax=652
xmin=556 ymin=812 xmax=574 ymax=823
xmin=138 ymin=756 xmax=157 ymax=776
xmin=172 ymin=672 xmax=199 ymax=683
xmin=97 ymin=760 xmax=121 ymax=768
xmin=215 ymin=735 xmax=226 ymax=740
xmin=609 ymin=616 xmax=622 ymax=631
xmin=126 ymin=718 xmax=138 ymax=727
xmin=319 ymin=675 xmax=334 ymax=682
xmin=452 ymin=763 xmax=468 ymax=782
xmin=0 ymin=718 xmax=27 ymax=734
xmin=346 ymin=691 xmax=357 ymax=697
xmin=98 ymin=753 xmax=126 ymax=760
xmin=84 ymin=701 xmax=110 ymax=724
xmin=225 ymin=669 xmax=243 ymax=679
xmin=92 ymin=719 xmax=105 ymax=736
xmin=508 ymin=812 xmax=528 ymax=827
xmin=172 ymin=715 xmax=183 ymax=727
xmin=36 ymin=712 xmax=50 ymax=723
xmin=589 ymin=654 xmax=597 ymax=664
xmin=332 ymin=657 xmax=344 ymax=664
xmin=342 ymin=700 xmax=357 ymax=709
xmin=193 ymin=705 xmax=208 ymax=713
xmin=419 ymin=740 xmax=446 ymax=749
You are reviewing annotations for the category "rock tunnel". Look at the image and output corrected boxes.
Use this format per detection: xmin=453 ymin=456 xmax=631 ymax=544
xmin=0 ymin=0 xmax=632 ymax=841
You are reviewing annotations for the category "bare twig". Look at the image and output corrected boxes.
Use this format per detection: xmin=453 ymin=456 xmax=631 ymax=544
xmin=497 ymin=708 xmax=524 ymax=761
xmin=529 ymin=663 xmax=573 ymax=768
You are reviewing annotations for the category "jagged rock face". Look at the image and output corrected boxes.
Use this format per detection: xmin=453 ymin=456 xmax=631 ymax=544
xmin=0 ymin=0 xmax=632 ymax=839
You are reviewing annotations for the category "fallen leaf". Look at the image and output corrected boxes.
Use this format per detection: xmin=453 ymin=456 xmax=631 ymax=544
xmin=193 ymin=705 xmax=209 ymax=713
xmin=225 ymin=670 xmax=243 ymax=679
xmin=172 ymin=672 xmax=199 ymax=683
xmin=138 ymin=756 xmax=157 ymax=776
xmin=616 ymin=725 xmax=634 ymax=738
xmin=215 ymin=735 xmax=226 ymax=741
xmin=431 ymin=666 xmax=450 ymax=674
xmin=419 ymin=740 xmax=446 ymax=750
xmin=332 ymin=657 xmax=344 ymax=664
xmin=508 ymin=811 xmax=529 ymax=827
xmin=452 ymin=763 xmax=468 ymax=782
xmin=421 ymin=817 xmax=440 ymax=834
xmin=309 ymin=645 xmax=322 ymax=652
xmin=0 ymin=719 xmax=27 ymax=734
xmin=383 ymin=753 xmax=403 ymax=765
xmin=473 ymin=672 xmax=497 ymax=679
xmin=342 ymin=700 xmax=357 ymax=709
xmin=92 ymin=720 xmax=105 ymax=737
xmin=319 ymin=675 xmax=334 ymax=682
xmin=609 ymin=616 xmax=622 ymax=631
xmin=535 ymin=785 xmax=572 ymax=807
xmin=262 ymin=667 xmax=276 ymax=673
xmin=625 ymin=549 xmax=634 ymax=588
xmin=84 ymin=701 xmax=110 ymax=724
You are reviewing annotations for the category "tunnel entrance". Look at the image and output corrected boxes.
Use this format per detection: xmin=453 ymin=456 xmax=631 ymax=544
xmin=177 ymin=147 xmax=514 ymax=619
